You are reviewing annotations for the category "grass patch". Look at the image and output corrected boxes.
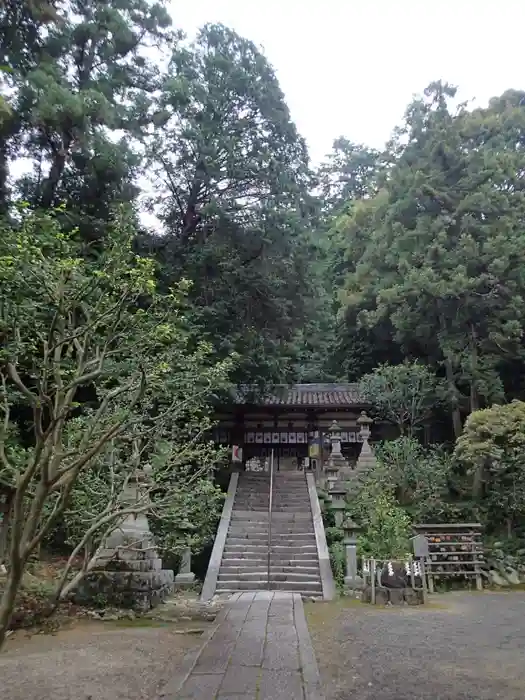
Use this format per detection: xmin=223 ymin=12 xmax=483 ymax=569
xmin=305 ymin=595 xmax=451 ymax=632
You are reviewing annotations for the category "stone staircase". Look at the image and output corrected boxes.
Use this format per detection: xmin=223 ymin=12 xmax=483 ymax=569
xmin=215 ymin=471 xmax=323 ymax=597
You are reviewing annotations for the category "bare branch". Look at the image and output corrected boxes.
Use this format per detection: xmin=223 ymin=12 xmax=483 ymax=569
xmin=0 ymin=371 xmax=10 ymax=472
xmin=5 ymin=363 xmax=37 ymax=407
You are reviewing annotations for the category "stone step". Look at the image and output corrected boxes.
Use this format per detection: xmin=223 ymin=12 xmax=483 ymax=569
xmin=216 ymin=580 xmax=323 ymax=592
xmin=237 ymin=479 xmax=308 ymax=493
xmin=233 ymin=508 xmax=311 ymax=514
xmin=226 ymin=537 xmax=269 ymax=546
xmin=219 ymin=566 xmax=320 ymax=577
xmin=230 ymin=512 xmax=312 ymax=521
xmin=270 ymin=544 xmax=318 ymax=552
xmin=222 ymin=555 xmax=319 ymax=565
xmin=228 ymin=522 xmax=314 ymax=531
xmin=222 ymin=554 xmax=319 ymax=566
xmin=234 ymin=499 xmax=311 ymax=505
xmin=222 ymin=551 xmax=267 ymax=560
xmin=224 ymin=543 xmax=317 ymax=552
xmin=233 ymin=503 xmax=311 ymax=508
xmin=227 ymin=533 xmax=315 ymax=540
xmin=227 ymin=529 xmax=315 ymax=538
xmin=215 ymin=588 xmax=323 ymax=599
xmin=218 ymin=574 xmax=321 ymax=585
xmin=237 ymin=490 xmax=308 ymax=495
xmin=226 ymin=539 xmax=316 ymax=549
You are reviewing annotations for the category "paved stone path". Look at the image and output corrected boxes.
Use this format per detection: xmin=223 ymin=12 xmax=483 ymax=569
xmin=160 ymin=591 xmax=324 ymax=699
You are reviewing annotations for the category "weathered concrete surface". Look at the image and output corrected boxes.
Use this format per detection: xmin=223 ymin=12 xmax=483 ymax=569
xmin=307 ymin=591 xmax=525 ymax=700
xmin=201 ymin=472 xmax=238 ymax=601
xmin=162 ymin=591 xmax=324 ymax=699
xmin=0 ymin=621 xmax=202 ymax=700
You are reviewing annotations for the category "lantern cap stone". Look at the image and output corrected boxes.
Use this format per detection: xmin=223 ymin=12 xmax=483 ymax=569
xmin=343 ymin=517 xmax=361 ymax=530
xmin=357 ymin=410 xmax=373 ymax=427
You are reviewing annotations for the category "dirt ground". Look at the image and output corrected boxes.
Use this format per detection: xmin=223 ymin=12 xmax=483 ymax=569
xmin=306 ymin=591 xmax=525 ymax=700
xmin=0 ymin=619 xmax=207 ymax=700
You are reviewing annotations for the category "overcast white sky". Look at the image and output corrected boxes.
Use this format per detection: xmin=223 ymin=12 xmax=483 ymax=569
xmin=172 ymin=0 xmax=525 ymax=163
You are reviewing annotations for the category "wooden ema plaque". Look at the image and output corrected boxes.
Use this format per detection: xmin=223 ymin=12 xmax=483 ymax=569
xmin=412 ymin=523 xmax=484 ymax=592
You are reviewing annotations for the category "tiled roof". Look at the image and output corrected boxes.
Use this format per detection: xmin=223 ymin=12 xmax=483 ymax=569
xmin=235 ymin=383 xmax=367 ymax=407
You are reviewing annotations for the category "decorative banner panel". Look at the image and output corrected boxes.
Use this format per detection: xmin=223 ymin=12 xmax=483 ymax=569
xmin=341 ymin=431 xmax=348 ymax=442
xmin=288 ymin=432 xmax=297 ymax=444
xmin=263 ymin=433 xmax=272 ymax=443
xmin=246 ymin=432 xmax=255 ymax=443
xmin=272 ymin=432 xmax=280 ymax=443
xmin=296 ymin=432 xmax=306 ymax=443
xmin=255 ymin=432 xmax=263 ymax=443
xmin=280 ymin=432 xmax=288 ymax=443
xmin=347 ymin=432 xmax=357 ymax=443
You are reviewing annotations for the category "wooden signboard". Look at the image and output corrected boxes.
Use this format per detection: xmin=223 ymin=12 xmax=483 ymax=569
xmin=413 ymin=523 xmax=484 ymax=592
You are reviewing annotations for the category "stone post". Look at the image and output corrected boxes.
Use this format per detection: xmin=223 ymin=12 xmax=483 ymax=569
xmin=175 ymin=546 xmax=196 ymax=586
xmin=343 ymin=517 xmax=363 ymax=590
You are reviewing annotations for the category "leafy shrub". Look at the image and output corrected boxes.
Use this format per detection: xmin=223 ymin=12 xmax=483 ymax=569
xmin=374 ymin=437 xmax=451 ymax=516
xmin=356 ymin=492 xmax=412 ymax=559
xmin=329 ymin=541 xmax=346 ymax=589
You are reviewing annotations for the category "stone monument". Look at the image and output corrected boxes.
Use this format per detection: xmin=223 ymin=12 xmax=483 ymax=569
xmin=343 ymin=517 xmax=363 ymax=591
xmin=175 ymin=546 xmax=196 ymax=586
xmin=74 ymin=467 xmax=174 ymax=611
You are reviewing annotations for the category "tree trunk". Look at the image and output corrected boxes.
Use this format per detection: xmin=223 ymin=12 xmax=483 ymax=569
xmin=469 ymin=326 xmax=480 ymax=413
xmin=438 ymin=311 xmax=463 ymax=438
xmin=471 ymin=463 xmax=484 ymax=501
xmin=39 ymin=133 xmax=72 ymax=208
xmin=0 ymin=562 xmax=25 ymax=650
xmin=444 ymin=356 xmax=462 ymax=438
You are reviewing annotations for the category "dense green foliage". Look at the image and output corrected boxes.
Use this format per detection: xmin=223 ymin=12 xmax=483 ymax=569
xmin=358 ymin=362 xmax=438 ymax=437
xmin=455 ymin=401 xmax=525 ymax=531
xmin=3 ymin=0 xmax=525 ymax=613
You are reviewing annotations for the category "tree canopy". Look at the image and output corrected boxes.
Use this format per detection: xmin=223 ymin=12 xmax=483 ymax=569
xmin=4 ymin=0 xmax=525 ymax=636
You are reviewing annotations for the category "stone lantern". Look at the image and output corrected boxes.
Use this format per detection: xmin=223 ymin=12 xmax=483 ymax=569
xmin=343 ymin=517 xmax=363 ymax=589
xmin=343 ymin=517 xmax=362 ymax=546
xmin=330 ymin=484 xmax=347 ymax=527
xmin=357 ymin=411 xmax=372 ymax=442
xmin=325 ymin=420 xmax=348 ymax=488
xmin=329 ymin=420 xmax=343 ymax=456
xmin=355 ymin=411 xmax=376 ymax=477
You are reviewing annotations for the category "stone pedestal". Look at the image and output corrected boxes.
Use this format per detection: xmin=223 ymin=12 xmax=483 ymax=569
xmin=360 ymin=585 xmax=424 ymax=605
xmin=75 ymin=470 xmax=174 ymax=611
xmin=343 ymin=542 xmax=363 ymax=590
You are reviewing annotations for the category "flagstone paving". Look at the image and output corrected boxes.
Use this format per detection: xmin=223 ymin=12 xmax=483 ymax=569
xmin=160 ymin=591 xmax=324 ymax=700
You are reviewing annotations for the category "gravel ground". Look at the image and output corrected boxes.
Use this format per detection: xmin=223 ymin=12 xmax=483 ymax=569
xmin=306 ymin=591 xmax=525 ymax=700
xmin=0 ymin=621 xmax=204 ymax=700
